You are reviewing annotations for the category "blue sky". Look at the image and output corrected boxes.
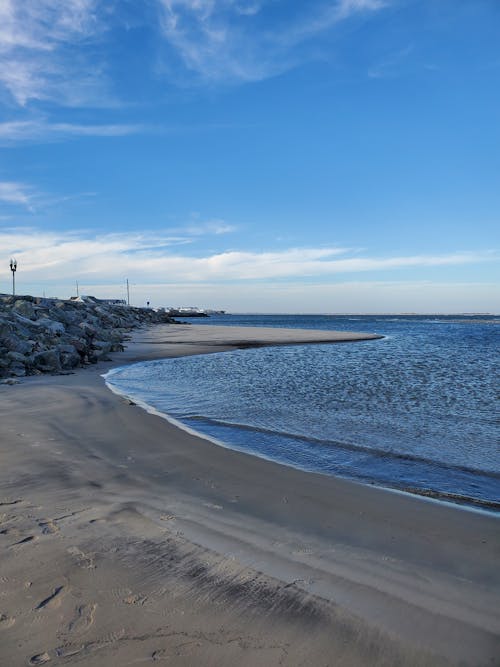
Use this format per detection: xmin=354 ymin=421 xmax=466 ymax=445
xmin=0 ymin=0 xmax=498 ymax=312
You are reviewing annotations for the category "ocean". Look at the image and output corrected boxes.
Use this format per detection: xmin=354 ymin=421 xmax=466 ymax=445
xmin=104 ymin=314 xmax=500 ymax=511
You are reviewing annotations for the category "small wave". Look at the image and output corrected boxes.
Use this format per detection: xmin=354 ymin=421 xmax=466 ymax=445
xmin=399 ymin=487 xmax=500 ymax=512
xmin=184 ymin=414 xmax=500 ymax=482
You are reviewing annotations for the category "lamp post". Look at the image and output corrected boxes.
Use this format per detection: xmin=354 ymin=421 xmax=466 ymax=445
xmin=9 ymin=258 xmax=17 ymax=296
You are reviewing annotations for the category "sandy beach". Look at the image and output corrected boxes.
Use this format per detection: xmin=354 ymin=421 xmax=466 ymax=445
xmin=1 ymin=323 xmax=499 ymax=667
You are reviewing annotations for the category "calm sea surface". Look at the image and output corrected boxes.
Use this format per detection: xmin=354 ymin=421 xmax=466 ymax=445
xmin=105 ymin=314 xmax=500 ymax=510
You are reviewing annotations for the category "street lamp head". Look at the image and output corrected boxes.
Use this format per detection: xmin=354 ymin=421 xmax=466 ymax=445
xmin=9 ymin=258 xmax=17 ymax=296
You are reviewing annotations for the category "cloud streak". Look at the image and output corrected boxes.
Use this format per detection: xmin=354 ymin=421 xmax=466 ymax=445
xmin=0 ymin=119 xmax=146 ymax=144
xmin=0 ymin=1 xmax=389 ymax=111
xmin=368 ymin=44 xmax=414 ymax=79
xmin=157 ymin=0 xmax=388 ymax=84
xmin=0 ymin=182 xmax=36 ymax=211
xmin=180 ymin=219 xmax=237 ymax=236
xmin=0 ymin=0 xmax=107 ymax=106
xmin=0 ymin=227 xmax=495 ymax=288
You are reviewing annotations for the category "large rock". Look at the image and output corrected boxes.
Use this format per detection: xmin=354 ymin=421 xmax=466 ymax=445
xmin=2 ymin=337 xmax=33 ymax=355
xmin=38 ymin=318 xmax=65 ymax=335
xmin=31 ymin=349 xmax=61 ymax=373
xmin=57 ymin=344 xmax=80 ymax=369
xmin=7 ymin=351 xmax=27 ymax=363
xmin=78 ymin=321 xmax=98 ymax=336
xmin=1 ymin=334 xmax=24 ymax=352
xmin=92 ymin=340 xmax=113 ymax=354
xmin=13 ymin=300 xmax=36 ymax=319
xmin=9 ymin=362 xmax=27 ymax=377
xmin=0 ymin=319 xmax=13 ymax=337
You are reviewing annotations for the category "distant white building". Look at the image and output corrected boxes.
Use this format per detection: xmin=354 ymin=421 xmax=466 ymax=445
xmin=69 ymin=295 xmax=127 ymax=305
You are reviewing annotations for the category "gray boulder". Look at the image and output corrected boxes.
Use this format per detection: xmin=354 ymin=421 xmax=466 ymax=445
xmin=7 ymin=351 xmax=27 ymax=363
xmin=57 ymin=344 xmax=80 ymax=369
xmin=31 ymin=349 xmax=61 ymax=373
xmin=38 ymin=318 xmax=65 ymax=335
xmin=9 ymin=362 xmax=26 ymax=377
xmin=13 ymin=300 xmax=36 ymax=319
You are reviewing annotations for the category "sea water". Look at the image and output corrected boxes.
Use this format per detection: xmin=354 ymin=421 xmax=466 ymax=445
xmin=105 ymin=315 xmax=500 ymax=510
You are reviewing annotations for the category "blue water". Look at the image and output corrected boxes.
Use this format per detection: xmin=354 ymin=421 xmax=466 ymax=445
xmin=105 ymin=315 xmax=500 ymax=510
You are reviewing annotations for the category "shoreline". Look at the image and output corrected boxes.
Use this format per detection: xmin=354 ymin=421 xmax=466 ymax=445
xmin=1 ymin=323 xmax=499 ymax=666
xmin=104 ymin=362 xmax=500 ymax=515
xmin=103 ymin=326 xmax=499 ymax=514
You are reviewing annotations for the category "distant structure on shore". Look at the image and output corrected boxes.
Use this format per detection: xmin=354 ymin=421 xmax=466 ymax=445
xmin=163 ymin=306 xmax=226 ymax=318
xmin=70 ymin=296 xmax=127 ymax=306
xmin=69 ymin=297 xmax=225 ymax=317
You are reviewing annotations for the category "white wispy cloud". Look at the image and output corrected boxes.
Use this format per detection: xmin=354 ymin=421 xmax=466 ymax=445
xmin=0 ymin=182 xmax=36 ymax=211
xmin=0 ymin=119 xmax=146 ymax=144
xmin=157 ymin=0 xmax=388 ymax=84
xmin=368 ymin=44 xmax=414 ymax=79
xmin=0 ymin=227 xmax=495 ymax=288
xmin=181 ymin=218 xmax=237 ymax=235
xmin=0 ymin=228 xmax=193 ymax=272
xmin=0 ymin=1 xmax=389 ymax=110
xmin=0 ymin=180 xmax=101 ymax=213
xmin=0 ymin=0 xmax=108 ymax=106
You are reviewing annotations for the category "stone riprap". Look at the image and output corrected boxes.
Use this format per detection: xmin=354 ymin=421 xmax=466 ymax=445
xmin=0 ymin=294 xmax=177 ymax=378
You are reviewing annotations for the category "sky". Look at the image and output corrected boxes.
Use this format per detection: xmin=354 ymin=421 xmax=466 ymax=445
xmin=0 ymin=0 xmax=499 ymax=313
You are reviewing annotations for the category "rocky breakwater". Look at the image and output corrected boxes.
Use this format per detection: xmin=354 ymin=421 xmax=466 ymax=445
xmin=0 ymin=294 xmax=177 ymax=379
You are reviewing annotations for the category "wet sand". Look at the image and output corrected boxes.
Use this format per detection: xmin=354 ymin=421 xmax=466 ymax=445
xmin=0 ymin=323 xmax=499 ymax=666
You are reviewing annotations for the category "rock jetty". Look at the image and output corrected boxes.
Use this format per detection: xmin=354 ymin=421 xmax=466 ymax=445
xmin=0 ymin=294 xmax=177 ymax=379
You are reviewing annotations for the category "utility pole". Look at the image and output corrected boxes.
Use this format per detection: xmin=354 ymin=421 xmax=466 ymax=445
xmin=76 ymin=280 xmax=79 ymax=297
xmin=126 ymin=278 xmax=130 ymax=306
xmin=9 ymin=258 xmax=17 ymax=296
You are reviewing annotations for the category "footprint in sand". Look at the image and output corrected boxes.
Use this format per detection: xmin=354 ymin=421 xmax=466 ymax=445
xmin=10 ymin=535 xmax=37 ymax=548
xmin=67 ymin=602 xmax=97 ymax=635
xmin=123 ymin=594 xmax=148 ymax=606
xmin=67 ymin=546 xmax=95 ymax=569
xmin=29 ymin=652 xmax=51 ymax=665
xmin=0 ymin=613 xmax=16 ymax=629
xmin=36 ymin=586 xmax=65 ymax=611
xmin=54 ymin=645 xmax=84 ymax=659
xmin=38 ymin=520 xmax=59 ymax=535
xmin=0 ymin=498 xmax=23 ymax=507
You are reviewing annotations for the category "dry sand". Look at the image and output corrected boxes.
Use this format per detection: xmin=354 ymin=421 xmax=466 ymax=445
xmin=0 ymin=323 xmax=499 ymax=667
